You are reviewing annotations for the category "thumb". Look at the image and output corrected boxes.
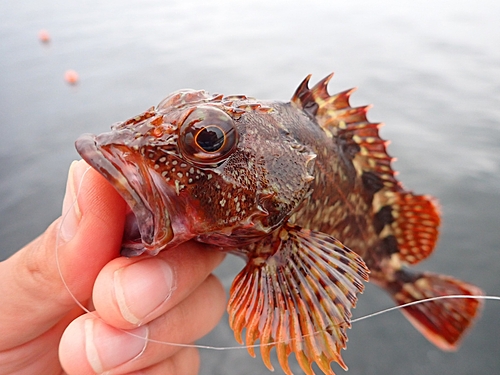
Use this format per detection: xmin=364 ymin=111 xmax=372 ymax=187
xmin=0 ymin=160 xmax=127 ymax=350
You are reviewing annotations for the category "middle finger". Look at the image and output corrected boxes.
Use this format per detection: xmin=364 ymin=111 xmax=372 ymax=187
xmin=92 ymin=241 xmax=225 ymax=329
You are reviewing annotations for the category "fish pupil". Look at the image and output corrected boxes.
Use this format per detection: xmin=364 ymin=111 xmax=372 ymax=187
xmin=196 ymin=126 xmax=225 ymax=152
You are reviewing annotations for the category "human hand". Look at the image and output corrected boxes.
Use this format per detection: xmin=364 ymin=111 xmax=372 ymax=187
xmin=0 ymin=160 xmax=226 ymax=375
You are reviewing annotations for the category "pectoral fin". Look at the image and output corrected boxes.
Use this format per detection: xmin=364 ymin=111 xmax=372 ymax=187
xmin=228 ymin=224 xmax=369 ymax=375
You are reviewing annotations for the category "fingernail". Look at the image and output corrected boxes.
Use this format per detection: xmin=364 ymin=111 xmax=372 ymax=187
xmin=114 ymin=258 xmax=175 ymax=325
xmin=85 ymin=318 xmax=148 ymax=374
xmin=60 ymin=160 xmax=87 ymax=242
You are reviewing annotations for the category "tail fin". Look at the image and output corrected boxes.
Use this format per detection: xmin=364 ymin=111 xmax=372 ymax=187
xmin=388 ymin=268 xmax=483 ymax=350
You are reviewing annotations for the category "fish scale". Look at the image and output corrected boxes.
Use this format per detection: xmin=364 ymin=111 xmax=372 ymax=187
xmin=76 ymin=73 xmax=483 ymax=375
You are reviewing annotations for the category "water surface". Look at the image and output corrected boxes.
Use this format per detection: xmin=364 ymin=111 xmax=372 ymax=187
xmin=1 ymin=1 xmax=499 ymax=374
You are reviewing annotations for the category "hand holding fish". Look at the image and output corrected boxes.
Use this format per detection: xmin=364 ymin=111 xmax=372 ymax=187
xmin=0 ymin=160 xmax=226 ymax=375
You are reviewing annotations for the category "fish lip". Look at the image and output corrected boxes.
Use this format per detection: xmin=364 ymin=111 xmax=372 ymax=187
xmin=75 ymin=133 xmax=173 ymax=256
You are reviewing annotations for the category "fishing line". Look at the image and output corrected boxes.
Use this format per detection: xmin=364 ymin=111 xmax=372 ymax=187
xmin=56 ymin=167 xmax=498 ymax=352
xmin=118 ymin=295 xmax=499 ymax=351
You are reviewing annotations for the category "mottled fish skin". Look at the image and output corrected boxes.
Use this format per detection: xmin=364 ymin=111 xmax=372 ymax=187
xmin=76 ymin=74 xmax=483 ymax=375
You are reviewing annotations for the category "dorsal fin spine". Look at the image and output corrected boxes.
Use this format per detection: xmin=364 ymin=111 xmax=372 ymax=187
xmin=291 ymin=74 xmax=312 ymax=107
xmin=311 ymin=73 xmax=334 ymax=97
xmin=327 ymin=88 xmax=357 ymax=109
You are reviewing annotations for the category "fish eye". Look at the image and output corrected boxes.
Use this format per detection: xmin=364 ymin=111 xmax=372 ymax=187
xmin=195 ymin=125 xmax=226 ymax=152
xmin=179 ymin=106 xmax=238 ymax=165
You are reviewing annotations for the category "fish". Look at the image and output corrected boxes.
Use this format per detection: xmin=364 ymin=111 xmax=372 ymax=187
xmin=75 ymin=74 xmax=483 ymax=375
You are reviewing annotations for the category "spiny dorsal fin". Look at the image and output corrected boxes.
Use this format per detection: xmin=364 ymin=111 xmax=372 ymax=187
xmin=292 ymin=74 xmax=398 ymax=190
xmin=291 ymin=73 xmax=367 ymax=136
xmin=292 ymin=74 xmax=441 ymax=265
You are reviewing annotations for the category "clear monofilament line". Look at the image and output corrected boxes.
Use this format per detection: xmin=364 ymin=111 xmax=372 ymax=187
xmin=129 ymin=294 xmax=498 ymax=351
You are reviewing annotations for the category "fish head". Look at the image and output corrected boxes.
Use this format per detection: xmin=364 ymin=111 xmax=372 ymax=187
xmin=75 ymin=89 xmax=316 ymax=256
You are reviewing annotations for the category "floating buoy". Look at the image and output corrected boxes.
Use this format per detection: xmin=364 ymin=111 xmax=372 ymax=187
xmin=38 ymin=29 xmax=50 ymax=43
xmin=64 ymin=70 xmax=79 ymax=85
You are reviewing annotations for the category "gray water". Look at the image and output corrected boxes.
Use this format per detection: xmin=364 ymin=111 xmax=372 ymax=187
xmin=1 ymin=0 xmax=499 ymax=374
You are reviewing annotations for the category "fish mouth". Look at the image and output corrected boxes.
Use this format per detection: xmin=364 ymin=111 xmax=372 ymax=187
xmin=75 ymin=133 xmax=173 ymax=256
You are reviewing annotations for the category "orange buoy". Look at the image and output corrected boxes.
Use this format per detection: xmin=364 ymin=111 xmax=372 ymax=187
xmin=64 ymin=70 xmax=79 ymax=85
xmin=38 ymin=29 xmax=50 ymax=43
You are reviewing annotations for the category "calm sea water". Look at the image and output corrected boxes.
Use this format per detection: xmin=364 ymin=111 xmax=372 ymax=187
xmin=1 ymin=0 xmax=499 ymax=374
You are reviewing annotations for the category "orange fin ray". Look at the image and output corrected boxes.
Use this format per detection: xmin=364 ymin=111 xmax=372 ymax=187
xmin=228 ymin=224 xmax=369 ymax=375
xmin=388 ymin=268 xmax=484 ymax=350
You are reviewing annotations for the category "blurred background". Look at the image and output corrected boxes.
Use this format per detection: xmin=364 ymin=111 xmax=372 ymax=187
xmin=1 ymin=0 xmax=499 ymax=374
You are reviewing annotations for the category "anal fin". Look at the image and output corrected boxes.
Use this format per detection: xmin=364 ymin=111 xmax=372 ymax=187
xmin=228 ymin=224 xmax=369 ymax=375
xmin=388 ymin=268 xmax=483 ymax=350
